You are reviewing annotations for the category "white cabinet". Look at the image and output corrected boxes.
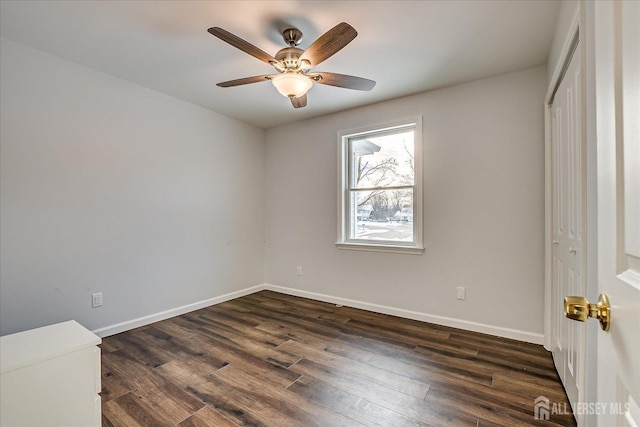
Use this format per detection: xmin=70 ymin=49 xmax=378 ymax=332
xmin=1 ymin=320 xmax=102 ymax=426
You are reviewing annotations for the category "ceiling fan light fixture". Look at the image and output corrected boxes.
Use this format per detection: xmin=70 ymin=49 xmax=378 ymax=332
xmin=271 ymin=73 xmax=313 ymax=98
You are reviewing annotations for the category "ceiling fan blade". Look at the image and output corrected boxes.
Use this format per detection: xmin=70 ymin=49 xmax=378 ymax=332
xmin=311 ymin=72 xmax=376 ymax=91
xmin=208 ymin=27 xmax=278 ymax=65
xmin=216 ymin=75 xmax=274 ymax=87
xmin=299 ymin=22 xmax=357 ymax=67
xmin=290 ymin=94 xmax=307 ymax=108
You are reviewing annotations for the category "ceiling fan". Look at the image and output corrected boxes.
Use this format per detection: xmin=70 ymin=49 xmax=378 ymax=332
xmin=207 ymin=22 xmax=376 ymax=108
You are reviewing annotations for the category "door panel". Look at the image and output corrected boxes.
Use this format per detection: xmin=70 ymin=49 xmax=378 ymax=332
xmin=595 ymin=1 xmax=640 ymax=425
xmin=551 ymin=42 xmax=585 ymax=420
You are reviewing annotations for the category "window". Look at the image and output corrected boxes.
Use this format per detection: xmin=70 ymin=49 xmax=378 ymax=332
xmin=337 ymin=117 xmax=423 ymax=253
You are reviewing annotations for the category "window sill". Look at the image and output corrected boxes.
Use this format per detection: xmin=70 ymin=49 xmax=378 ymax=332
xmin=335 ymin=242 xmax=424 ymax=255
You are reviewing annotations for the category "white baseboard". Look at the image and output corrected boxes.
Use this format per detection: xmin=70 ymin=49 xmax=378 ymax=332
xmin=91 ymin=284 xmax=266 ymax=338
xmin=263 ymin=284 xmax=544 ymax=345
xmin=92 ymin=282 xmax=543 ymax=345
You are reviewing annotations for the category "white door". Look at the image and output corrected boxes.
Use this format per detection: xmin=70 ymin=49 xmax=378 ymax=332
xmin=594 ymin=1 xmax=640 ymax=425
xmin=551 ymin=41 xmax=585 ymax=421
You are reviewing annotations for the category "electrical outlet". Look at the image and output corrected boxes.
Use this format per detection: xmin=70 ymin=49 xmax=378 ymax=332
xmin=92 ymin=292 xmax=103 ymax=308
xmin=296 ymin=266 xmax=303 ymax=276
xmin=456 ymin=286 xmax=466 ymax=300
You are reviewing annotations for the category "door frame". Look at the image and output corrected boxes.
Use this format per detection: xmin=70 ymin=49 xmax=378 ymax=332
xmin=544 ymin=2 xmax=599 ymax=425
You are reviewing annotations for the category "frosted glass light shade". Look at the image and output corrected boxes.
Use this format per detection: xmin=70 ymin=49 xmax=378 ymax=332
xmin=271 ymin=73 xmax=313 ymax=98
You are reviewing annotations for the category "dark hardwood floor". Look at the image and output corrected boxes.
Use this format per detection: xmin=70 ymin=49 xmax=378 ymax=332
xmin=100 ymin=290 xmax=576 ymax=426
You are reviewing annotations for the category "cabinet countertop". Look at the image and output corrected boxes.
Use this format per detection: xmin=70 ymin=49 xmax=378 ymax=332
xmin=0 ymin=320 xmax=101 ymax=375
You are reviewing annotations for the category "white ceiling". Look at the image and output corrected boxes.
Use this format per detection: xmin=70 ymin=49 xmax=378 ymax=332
xmin=0 ymin=0 xmax=560 ymax=129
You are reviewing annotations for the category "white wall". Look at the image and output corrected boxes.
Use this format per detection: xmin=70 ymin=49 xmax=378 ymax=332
xmin=1 ymin=35 xmax=548 ymax=341
xmin=265 ymin=66 xmax=547 ymax=338
xmin=0 ymin=38 xmax=265 ymax=336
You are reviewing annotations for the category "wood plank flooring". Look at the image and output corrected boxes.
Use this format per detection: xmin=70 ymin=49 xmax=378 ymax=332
xmin=101 ymin=290 xmax=576 ymax=426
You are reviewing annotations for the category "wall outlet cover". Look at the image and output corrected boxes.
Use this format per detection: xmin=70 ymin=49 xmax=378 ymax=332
xmin=92 ymin=292 xmax=103 ymax=308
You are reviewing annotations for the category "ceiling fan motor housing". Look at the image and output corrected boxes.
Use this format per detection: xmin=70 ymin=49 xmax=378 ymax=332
xmin=275 ymin=47 xmax=305 ymax=70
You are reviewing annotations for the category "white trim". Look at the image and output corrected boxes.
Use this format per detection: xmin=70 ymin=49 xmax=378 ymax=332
xmin=91 ymin=284 xmax=266 ymax=337
xmin=91 ymin=282 xmax=543 ymax=344
xmin=263 ymin=284 xmax=544 ymax=344
xmin=546 ymin=6 xmax=580 ymax=103
xmin=335 ymin=241 xmax=423 ymax=254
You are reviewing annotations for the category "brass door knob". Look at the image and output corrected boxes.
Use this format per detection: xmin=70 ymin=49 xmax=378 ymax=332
xmin=564 ymin=294 xmax=611 ymax=331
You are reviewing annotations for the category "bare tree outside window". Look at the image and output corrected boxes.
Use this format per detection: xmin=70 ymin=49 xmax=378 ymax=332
xmin=348 ymin=129 xmax=415 ymax=242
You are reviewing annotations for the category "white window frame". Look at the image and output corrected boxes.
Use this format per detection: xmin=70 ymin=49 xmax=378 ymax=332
xmin=336 ymin=116 xmax=424 ymax=254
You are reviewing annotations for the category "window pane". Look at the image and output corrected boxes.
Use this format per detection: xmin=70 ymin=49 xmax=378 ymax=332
xmin=350 ymin=189 xmax=414 ymax=242
xmin=350 ymin=130 xmax=414 ymax=189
